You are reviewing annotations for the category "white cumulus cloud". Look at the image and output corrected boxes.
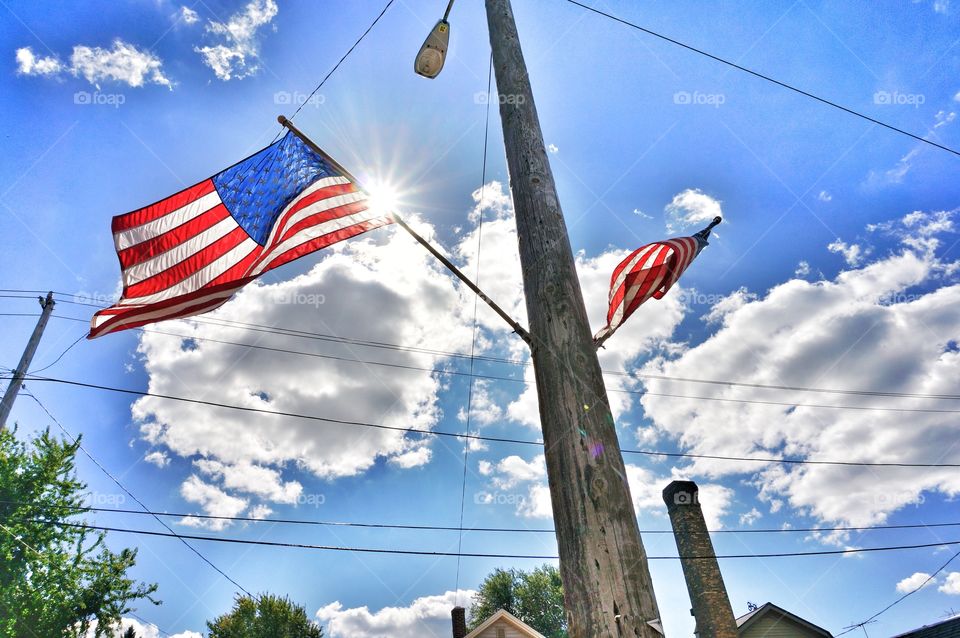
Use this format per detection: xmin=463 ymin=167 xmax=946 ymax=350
xmin=180 ymin=6 xmax=200 ymax=25
xmin=15 ymin=47 xmax=63 ymax=76
xmin=133 ymin=221 xmax=473 ymax=521
xmin=664 ymin=188 xmax=723 ymax=234
xmin=143 ymin=450 xmax=169 ymax=467
xmin=317 ymin=590 xmax=475 ymax=638
xmin=16 ymin=40 xmax=171 ymax=88
xmin=195 ymin=0 xmax=278 ymax=80
xmin=940 ymin=572 xmax=960 ymax=595
xmin=896 ymin=572 xmax=934 ymax=593
xmin=85 ymin=618 xmax=201 ymax=638
xmin=639 ymin=209 xmax=960 ymax=528
xmin=827 ymin=239 xmax=868 ymax=266
xmin=179 ymin=474 xmax=248 ymax=530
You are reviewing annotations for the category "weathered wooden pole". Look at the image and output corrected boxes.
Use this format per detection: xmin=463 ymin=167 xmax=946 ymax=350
xmin=484 ymin=1 xmax=663 ymax=635
xmin=0 ymin=291 xmax=55 ymax=431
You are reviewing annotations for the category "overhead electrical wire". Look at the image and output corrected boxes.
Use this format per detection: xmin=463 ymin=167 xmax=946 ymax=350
xmin=562 ymin=0 xmax=960 ymax=158
xmin=455 ymin=52 xmax=496 ymax=605
xmin=28 ymin=332 xmax=87 ymax=374
xmin=281 ymin=0 xmax=397 ymax=128
xmin=7 ymin=337 xmax=960 ymax=414
xmin=10 ymin=309 xmax=960 ymax=412
xmin=6 ymin=373 xmax=960 ymax=469
xmin=836 ymin=546 xmax=960 ymax=636
xmin=15 ymin=292 xmax=959 ymax=402
xmin=0 ymin=514 xmax=174 ymax=637
xmin=10 ymin=501 xmax=960 ymax=537
xmin=22 ymin=392 xmax=253 ymax=597
xmin=13 ymin=518 xmax=960 ymax=561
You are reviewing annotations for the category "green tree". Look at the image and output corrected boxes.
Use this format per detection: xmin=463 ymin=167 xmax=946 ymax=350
xmin=207 ymin=594 xmax=323 ymax=638
xmin=469 ymin=564 xmax=567 ymax=638
xmin=0 ymin=427 xmax=158 ymax=638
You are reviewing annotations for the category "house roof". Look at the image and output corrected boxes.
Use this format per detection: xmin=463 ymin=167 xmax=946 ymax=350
xmin=890 ymin=615 xmax=960 ymax=638
xmin=735 ymin=602 xmax=833 ymax=638
xmin=464 ymin=609 xmax=548 ymax=638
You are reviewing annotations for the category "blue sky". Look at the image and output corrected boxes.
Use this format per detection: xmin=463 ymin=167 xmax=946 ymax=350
xmin=2 ymin=0 xmax=960 ymax=636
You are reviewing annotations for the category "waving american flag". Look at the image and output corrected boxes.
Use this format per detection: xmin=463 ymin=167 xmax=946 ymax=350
xmin=593 ymin=217 xmax=721 ymax=348
xmin=90 ymin=131 xmax=391 ymax=339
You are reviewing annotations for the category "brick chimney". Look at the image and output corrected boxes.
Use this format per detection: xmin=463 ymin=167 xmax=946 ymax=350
xmin=452 ymin=606 xmax=467 ymax=638
xmin=663 ymin=480 xmax=738 ymax=638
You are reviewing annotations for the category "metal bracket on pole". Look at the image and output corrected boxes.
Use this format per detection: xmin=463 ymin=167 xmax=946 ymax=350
xmin=277 ymin=115 xmax=532 ymax=345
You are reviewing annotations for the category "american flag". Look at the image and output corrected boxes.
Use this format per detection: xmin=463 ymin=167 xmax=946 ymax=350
xmin=593 ymin=218 xmax=720 ymax=347
xmin=90 ymin=132 xmax=392 ymax=339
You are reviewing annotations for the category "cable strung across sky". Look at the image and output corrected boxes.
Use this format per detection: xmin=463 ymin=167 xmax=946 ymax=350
xmin=7 ymin=290 xmax=960 ymax=402
xmin=7 ymin=373 xmax=960 ymax=468
xmin=562 ymin=0 xmax=960 ymax=158
xmin=14 ymin=518 xmax=960 ymax=561
xmin=9 ymin=501 xmax=960 ymax=537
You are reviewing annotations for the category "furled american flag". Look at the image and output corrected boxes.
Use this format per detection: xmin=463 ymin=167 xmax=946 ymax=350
xmin=593 ymin=216 xmax=721 ymax=347
xmin=89 ymin=131 xmax=392 ymax=338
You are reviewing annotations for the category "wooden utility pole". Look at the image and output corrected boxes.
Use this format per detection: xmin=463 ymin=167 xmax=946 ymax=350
xmin=0 ymin=291 xmax=55 ymax=431
xmin=484 ymin=2 xmax=662 ymax=636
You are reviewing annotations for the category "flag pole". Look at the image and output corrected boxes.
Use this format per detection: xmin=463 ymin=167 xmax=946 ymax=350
xmin=276 ymin=115 xmax=531 ymax=344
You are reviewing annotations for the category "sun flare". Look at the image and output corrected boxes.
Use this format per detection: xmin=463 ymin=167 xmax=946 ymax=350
xmin=366 ymin=179 xmax=401 ymax=217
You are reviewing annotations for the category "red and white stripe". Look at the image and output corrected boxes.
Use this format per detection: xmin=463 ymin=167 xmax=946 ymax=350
xmin=593 ymin=236 xmax=702 ymax=345
xmin=90 ymin=176 xmax=392 ymax=338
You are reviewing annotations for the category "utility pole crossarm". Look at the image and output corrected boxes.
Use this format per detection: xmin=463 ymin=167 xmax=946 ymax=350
xmin=0 ymin=291 xmax=56 ymax=431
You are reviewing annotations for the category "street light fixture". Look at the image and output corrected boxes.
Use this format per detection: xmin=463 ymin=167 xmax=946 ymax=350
xmin=414 ymin=0 xmax=455 ymax=79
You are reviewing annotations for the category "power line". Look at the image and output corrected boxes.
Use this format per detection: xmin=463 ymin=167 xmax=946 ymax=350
xmin=9 ymin=373 xmax=960 ymax=469
xmin=15 ymin=518 xmax=960 ymax=561
xmin=284 ymin=0 xmax=396 ymax=125
xmin=8 ymin=341 xmax=960 ymax=414
xmin=22 ymin=391 xmax=253 ymax=597
xmin=11 ymin=501 xmax=960 ymax=537
xmin=28 ymin=332 xmax=86 ymax=374
xmin=836 ymin=547 xmax=960 ymax=636
xmin=456 ymin=51 xmax=496 ymax=605
xmin=11 ymin=290 xmax=960 ymax=403
xmin=106 ymin=321 xmax=960 ymax=408
xmin=562 ymin=0 xmax=960 ymax=158
xmin=0 ymin=513 xmax=174 ymax=637
xmin=32 ymin=294 xmax=960 ymax=402
xmin=23 ymin=311 xmax=960 ymax=413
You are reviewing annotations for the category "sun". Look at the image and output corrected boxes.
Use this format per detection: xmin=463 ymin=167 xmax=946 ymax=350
xmin=365 ymin=179 xmax=401 ymax=218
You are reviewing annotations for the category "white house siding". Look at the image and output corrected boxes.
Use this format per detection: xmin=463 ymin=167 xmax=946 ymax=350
xmin=474 ymin=620 xmax=535 ymax=638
